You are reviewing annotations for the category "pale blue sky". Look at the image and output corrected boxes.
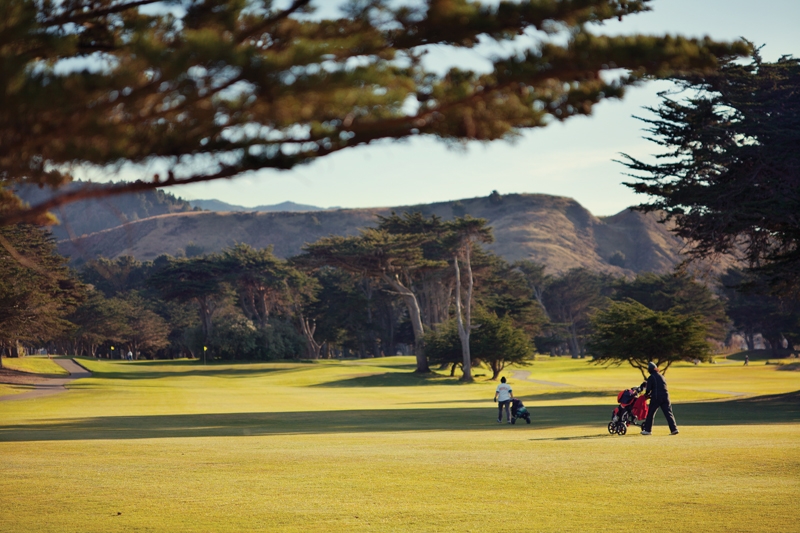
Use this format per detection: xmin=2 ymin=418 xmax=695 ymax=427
xmin=151 ymin=1 xmax=800 ymax=215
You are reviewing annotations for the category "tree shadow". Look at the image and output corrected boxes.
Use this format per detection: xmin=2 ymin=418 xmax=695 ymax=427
xmin=84 ymin=366 xmax=309 ymax=381
xmin=80 ymin=359 xmax=419 ymax=382
xmin=313 ymin=372 xmax=464 ymax=388
xmin=1 ymin=391 xmax=797 ymax=443
xmin=406 ymin=390 xmax=617 ymax=405
xmin=346 ymin=362 xmax=418 ymax=370
xmin=529 ymin=434 xmax=610 ymax=441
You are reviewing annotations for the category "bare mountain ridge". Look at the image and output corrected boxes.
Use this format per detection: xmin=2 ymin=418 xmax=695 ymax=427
xmin=188 ymin=199 xmax=334 ymax=212
xmin=57 ymin=193 xmax=690 ymax=275
xmin=15 ymin=181 xmax=197 ymax=241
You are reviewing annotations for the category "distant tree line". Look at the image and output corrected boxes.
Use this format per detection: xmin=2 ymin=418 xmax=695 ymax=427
xmin=0 ymin=209 xmax=797 ymax=375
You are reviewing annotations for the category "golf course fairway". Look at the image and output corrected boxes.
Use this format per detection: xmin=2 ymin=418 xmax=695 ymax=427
xmin=1 ymin=356 xmax=798 ymax=532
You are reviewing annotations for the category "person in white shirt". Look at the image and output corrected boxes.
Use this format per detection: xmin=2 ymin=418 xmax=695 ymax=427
xmin=494 ymin=376 xmax=514 ymax=423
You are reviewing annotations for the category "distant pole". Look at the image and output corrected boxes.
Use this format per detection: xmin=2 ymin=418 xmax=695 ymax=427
xmin=111 ymin=346 xmax=115 ymax=359
xmin=203 ymin=345 xmax=207 ymax=366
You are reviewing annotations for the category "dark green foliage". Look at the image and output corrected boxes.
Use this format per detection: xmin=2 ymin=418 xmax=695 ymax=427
xmin=147 ymin=255 xmax=229 ymax=341
xmin=533 ymin=334 xmax=565 ymax=356
xmin=613 ymin=272 xmax=728 ymax=339
xmin=67 ymin=289 xmax=130 ymax=356
xmin=512 ymin=260 xmax=550 ymax=314
xmin=222 ymin=244 xmax=312 ymax=328
xmin=155 ymin=298 xmax=201 ymax=359
xmin=588 ymin=299 xmax=711 ymax=376
xmin=81 ymin=256 xmax=153 ymax=297
xmin=425 ymin=309 xmax=532 ymax=380
xmin=205 ymin=314 xmax=260 ymax=361
xmin=75 ymin=255 xmax=199 ymax=358
xmin=477 ymin=256 xmax=547 ymax=339
xmin=622 ymin=54 xmax=800 ymax=295
xmin=261 ymin=319 xmax=307 ymax=360
xmin=719 ymin=268 xmax=800 ymax=355
xmin=0 ymin=0 xmax=748 ymax=226
xmin=472 ymin=312 xmax=533 ymax=380
xmin=424 ymin=320 xmax=462 ymax=374
xmin=298 ymin=227 xmax=441 ymax=371
xmin=114 ymin=292 xmax=171 ymax=358
xmin=206 ymin=314 xmax=304 ymax=361
xmin=302 ymin=267 xmax=405 ymax=358
xmin=0 ymin=225 xmax=84 ymax=358
xmin=542 ymin=268 xmax=613 ymax=358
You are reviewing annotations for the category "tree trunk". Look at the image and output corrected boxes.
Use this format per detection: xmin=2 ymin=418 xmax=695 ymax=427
xmin=491 ymin=360 xmax=503 ymax=380
xmin=197 ymin=296 xmax=215 ymax=341
xmin=358 ymin=278 xmax=380 ymax=357
xmin=744 ymin=330 xmax=755 ymax=351
xmin=533 ymin=286 xmax=550 ymax=321
xmin=298 ymin=314 xmax=322 ymax=359
xmin=567 ymin=327 xmax=581 ymax=359
xmin=454 ymin=251 xmax=474 ymax=382
xmin=450 ymin=362 xmax=458 ymax=377
xmin=769 ymin=335 xmax=785 ymax=356
xmin=383 ymin=274 xmax=429 ymax=373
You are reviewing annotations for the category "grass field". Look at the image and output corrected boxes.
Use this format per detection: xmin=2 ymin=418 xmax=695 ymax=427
xmin=0 ymin=383 xmax=32 ymax=396
xmin=1 ymin=355 xmax=69 ymax=375
xmin=1 ymin=356 xmax=799 ymax=532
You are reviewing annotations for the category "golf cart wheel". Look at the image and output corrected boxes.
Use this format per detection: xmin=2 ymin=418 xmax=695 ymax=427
xmin=607 ymin=422 xmax=616 ymax=434
xmin=617 ymin=423 xmax=627 ymax=435
xmin=511 ymin=418 xmax=516 ymax=424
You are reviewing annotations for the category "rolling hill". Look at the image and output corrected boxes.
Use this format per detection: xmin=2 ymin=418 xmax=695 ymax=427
xmin=187 ymin=199 xmax=331 ymax=212
xmin=16 ymin=181 xmax=197 ymax=241
xmin=56 ymin=192 xmax=699 ymax=275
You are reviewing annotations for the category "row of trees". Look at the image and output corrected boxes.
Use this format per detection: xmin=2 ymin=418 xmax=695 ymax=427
xmin=1 ymin=208 xmax=797 ymax=377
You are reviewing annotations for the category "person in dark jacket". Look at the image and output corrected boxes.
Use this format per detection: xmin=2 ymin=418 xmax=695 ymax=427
xmin=640 ymin=362 xmax=679 ymax=435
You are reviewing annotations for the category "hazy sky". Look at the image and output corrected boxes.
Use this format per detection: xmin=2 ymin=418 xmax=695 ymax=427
xmin=156 ymin=0 xmax=800 ymax=215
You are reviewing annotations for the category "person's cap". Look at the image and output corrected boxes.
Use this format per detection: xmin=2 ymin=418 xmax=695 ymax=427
xmin=648 ymin=362 xmax=658 ymax=372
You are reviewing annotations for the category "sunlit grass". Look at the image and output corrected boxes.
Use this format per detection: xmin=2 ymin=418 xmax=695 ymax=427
xmin=1 ymin=356 xmax=798 ymax=532
xmin=0 ymin=383 xmax=30 ymax=396
xmin=1 ymin=356 xmax=69 ymax=375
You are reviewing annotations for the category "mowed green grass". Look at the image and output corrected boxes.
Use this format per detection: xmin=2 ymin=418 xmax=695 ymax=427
xmin=1 ymin=355 xmax=69 ymax=375
xmin=1 ymin=356 xmax=799 ymax=532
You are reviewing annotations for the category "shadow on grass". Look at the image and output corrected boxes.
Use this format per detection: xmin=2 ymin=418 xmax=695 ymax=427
xmin=1 ymin=392 xmax=797 ymax=443
xmin=78 ymin=359 xmax=419 ymax=382
xmin=84 ymin=366 xmax=313 ymax=381
xmin=530 ymin=434 xmax=610 ymax=441
xmin=726 ymin=350 xmax=796 ymax=361
xmin=313 ymin=372 xmax=464 ymax=387
xmin=407 ymin=390 xmax=617 ymax=405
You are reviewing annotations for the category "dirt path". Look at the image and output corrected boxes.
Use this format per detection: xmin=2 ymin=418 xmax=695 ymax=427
xmin=511 ymin=370 xmax=571 ymax=387
xmin=0 ymin=359 xmax=91 ymax=402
